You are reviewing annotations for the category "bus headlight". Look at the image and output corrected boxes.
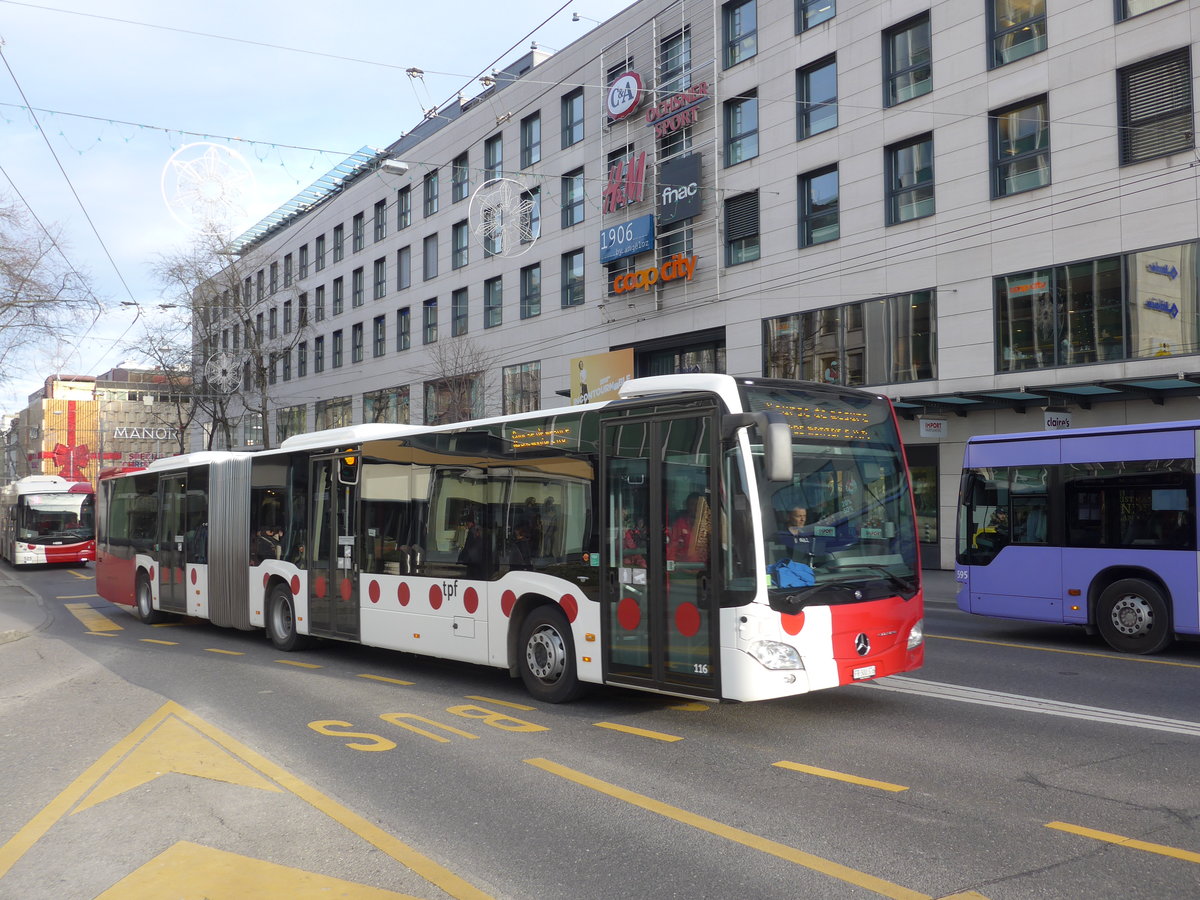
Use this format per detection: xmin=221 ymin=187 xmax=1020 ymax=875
xmin=907 ymin=618 xmax=924 ymax=649
xmin=748 ymin=640 xmax=804 ymax=670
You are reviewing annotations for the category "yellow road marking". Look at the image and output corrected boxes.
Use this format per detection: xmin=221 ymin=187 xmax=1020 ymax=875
xmin=67 ymin=569 xmax=92 ymax=581
xmin=205 ymin=648 xmax=244 ymax=656
xmin=928 ymin=634 xmax=1200 ymax=669
xmin=0 ymin=701 xmax=492 ymax=899
xmin=85 ymin=632 xmax=118 ymax=638
xmin=357 ymin=674 xmax=415 ymax=686
xmin=140 ymin=639 xmax=179 ymax=646
xmin=151 ymin=622 xmax=184 ymax=627
xmin=58 ymin=593 xmax=100 ymax=599
xmin=773 ymin=761 xmax=908 ymax=793
xmin=465 ymin=695 xmax=536 ymax=711
xmin=276 ymin=660 xmax=322 ymax=669
xmin=65 ymin=602 xmax=122 ymax=633
xmin=527 ymin=758 xmax=931 ymax=900
xmin=98 ymin=841 xmax=422 ymax=899
xmin=669 ymin=701 xmax=711 ymax=711
xmin=593 ymin=722 xmax=683 ymax=742
xmin=1047 ymin=821 xmax=1200 ymax=863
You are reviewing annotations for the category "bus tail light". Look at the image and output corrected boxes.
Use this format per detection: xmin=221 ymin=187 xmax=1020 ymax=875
xmin=748 ymin=640 xmax=803 ymax=670
xmin=907 ymin=618 xmax=924 ymax=650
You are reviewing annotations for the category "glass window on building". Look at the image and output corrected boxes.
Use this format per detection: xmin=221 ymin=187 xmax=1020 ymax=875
xmin=1119 ymin=0 xmax=1182 ymax=22
xmin=315 ymin=397 xmax=352 ymax=430
xmin=884 ymin=13 xmax=932 ymax=106
xmin=1118 ymin=48 xmax=1194 ymax=165
xmin=886 ymin=134 xmax=934 ymax=224
xmin=520 ymin=113 xmax=541 ymax=168
xmin=333 ymin=224 xmax=344 ymax=261
xmin=799 ymin=166 xmax=839 ymax=247
xmin=243 ymin=412 xmax=263 ymax=447
xmin=521 ymin=188 xmax=541 ymax=244
xmin=298 ymin=341 xmax=307 ymax=377
xmin=503 ymin=361 xmax=541 ymax=415
xmin=723 ymin=0 xmax=757 ymax=68
xmin=423 ymin=298 xmax=438 ymax=344
xmin=315 ymin=285 xmax=326 ymax=322
xmin=484 ymin=276 xmax=502 ymax=328
xmin=315 ymin=234 xmax=326 ymax=270
xmin=659 ymin=27 xmax=691 ymax=95
xmin=374 ymin=257 xmax=387 ymax=299
xmin=724 ymin=92 xmax=758 ymax=166
xmin=797 ymin=0 xmax=835 ymax=32
xmin=333 ymin=329 xmax=344 ymax=368
xmin=423 ymin=170 xmax=439 ymax=217
xmin=352 ymin=212 xmax=365 ymax=252
xmin=373 ymin=199 xmax=387 ymax=242
xmin=562 ymin=249 xmax=585 ymax=307
xmin=452 ymin=288 xmax=469 ymax=337
xmin=562 ymin=88 xmax=584 ymax=148
xmin=452 ymin=221 xmax=469 ymax=269
xmin=797 ymin=56 xmax=837 ymax=140
xmin=397 ymin=246 xmax=411 ymax=290
xmin=423 ymin=234 xmax=438 ymax=281
xmin=484 ymin=133 xmax=503 ymax=181
xmin=314 ymin=335 xmax=325 ymax=373
xmin=520 ymin=263 xmax=541 ymax=319
xmin=351 ymin=323 xmax=364 ymax=363
xmin=352 ymin=267 xmax=364 ymax=307
xmin=562 ymin=169 xmax=585 ymax=227
xmin=425 ymin=375 xmax=482 ymax=425
xmin=991 ymin=96 xmax=1050 ymax=197
xmin=1128 ymin=243 xmax=1197 ymax=359
xmin=333 ymin=277 xmax=344 ymax=315
xmin=724 ymin=191 xmax=760 ymax=265
xmin=452 ymin=152 xmax=470 ymax=203
xmin=989 ymin=0 xmax=1046 ymax=68
xmin=276 ymin=405 xmax=306 ymax=442
xmin=397 ymin=307 xmax=411 ymax=351
xmin=397 ymin=186 xmax=412 ymax=229
xmin=363 ymin=386 xmax=410 ymax=424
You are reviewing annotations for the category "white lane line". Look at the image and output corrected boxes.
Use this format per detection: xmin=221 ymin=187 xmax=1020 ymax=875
xmin=859 ymin=675 xmax=1200 ymax=738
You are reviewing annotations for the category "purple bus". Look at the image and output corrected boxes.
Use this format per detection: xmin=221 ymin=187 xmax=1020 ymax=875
xmin=956 ymin=420 xmax=1200 ymax=654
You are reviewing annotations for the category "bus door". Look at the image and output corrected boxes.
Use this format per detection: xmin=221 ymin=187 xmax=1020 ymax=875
xmin=156 ymin=474 xmax=188 ymax=614
xmin=308 ymin=455 xmax=361 ymax=640
xmin=602 ymin=413 xmax=719 ymax=698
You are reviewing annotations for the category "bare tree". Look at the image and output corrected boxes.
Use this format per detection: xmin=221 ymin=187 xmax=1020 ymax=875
xmin=0 ymin=195 xmax=101 ymax=384
xmin=120 ymin=312 xmax=198 ymax=455
xmin=153 ymin=232 xmax=307 ymax=450
xmin=415 ymin=335 xmax=503 ymax=425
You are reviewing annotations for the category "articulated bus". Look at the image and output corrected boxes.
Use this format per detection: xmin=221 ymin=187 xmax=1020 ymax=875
xmin=957 ymin=420 xmax=1200 ymax=654
xmin=96 ymin=374 xmax=924 ymax=702
xmin=0 ymin=475 xmax=96 ymax=566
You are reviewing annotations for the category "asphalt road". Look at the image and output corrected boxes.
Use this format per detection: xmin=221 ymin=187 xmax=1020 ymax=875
xmin=1 ymin=564 xmax=1198 ymax=899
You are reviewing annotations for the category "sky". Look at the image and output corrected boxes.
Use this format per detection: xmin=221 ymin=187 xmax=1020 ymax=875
xmin=0 ymin=0 xmax=636 ymax=415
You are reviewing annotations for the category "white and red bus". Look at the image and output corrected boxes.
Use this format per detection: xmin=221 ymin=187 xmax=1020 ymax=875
xmin=0 ymin=475 xmax=96 ymax=566
xmin=96 ymin=374 xmax=924 ymax=702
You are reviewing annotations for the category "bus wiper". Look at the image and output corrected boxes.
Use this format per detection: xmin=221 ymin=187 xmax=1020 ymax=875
xmin=835 ymin=563 xmax=917 ymax=597
xmin=768 ymin=582 xmax=863 ymax=614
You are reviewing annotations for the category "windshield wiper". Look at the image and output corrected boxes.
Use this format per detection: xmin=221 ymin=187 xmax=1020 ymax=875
xmin=768 ymin=581 xmax=864 ymax=614
xmin=831 ymin=563 xmax=917 ymax=597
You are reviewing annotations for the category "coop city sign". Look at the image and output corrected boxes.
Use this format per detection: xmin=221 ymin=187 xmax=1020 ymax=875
xmin=611 ymin=253 xmax=698 ymax=294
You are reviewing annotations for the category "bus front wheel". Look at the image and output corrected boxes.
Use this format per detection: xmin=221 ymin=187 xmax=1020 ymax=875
xmin=266 ymin=584 xmax=309 ymax=651
xmin=134 ymin=572 xmax=165 ymax=624
xmin=518 ymin=605 xmax=583 ymax=703
xmin=1096 ymin=579 xmax=1172 ymax=654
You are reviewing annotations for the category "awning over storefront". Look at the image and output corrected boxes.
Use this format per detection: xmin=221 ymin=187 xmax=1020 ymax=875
xmin=893 ymin=374 xmax=1200 ymax=418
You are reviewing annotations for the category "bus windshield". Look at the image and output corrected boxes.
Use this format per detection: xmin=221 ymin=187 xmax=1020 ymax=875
xmin=742 ymin=383 xmax=918 ymax=600
xmin=19 ymin=492 xmax=95 ymax=542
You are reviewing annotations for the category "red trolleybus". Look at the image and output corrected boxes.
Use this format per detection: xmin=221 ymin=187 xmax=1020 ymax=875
xmin=0 ymin=475 xmax=96 ymax=566
xmin=957 ymin=420 xmax=1200 ymax=654
xmin=96 ymin=374 xmax=924 ymax=702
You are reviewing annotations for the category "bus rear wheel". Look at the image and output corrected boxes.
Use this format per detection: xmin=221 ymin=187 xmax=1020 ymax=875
xmin=518 ymin=605 xmax=582 ymax=703
xmin=1096 ymin=579 xmax=1172 ymax=654
xmin=134 ymin=572 xmax=165 ymax=624
xmin=266 ymin=584 xmax=309 ymax=651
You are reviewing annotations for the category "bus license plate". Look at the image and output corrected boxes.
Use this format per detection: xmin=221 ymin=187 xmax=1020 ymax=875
xmin=852 ymin=665 xmax=876 ymax=680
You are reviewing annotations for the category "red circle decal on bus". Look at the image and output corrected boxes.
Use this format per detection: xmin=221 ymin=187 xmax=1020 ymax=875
xmin=781 ymin=611 xmax=805 ymax=636
xmin=464 ymin=587 xmax=479 ymax=614
xmin=429 ymin=584 xmax=443 ymax=610
xmin=501 ymin=590 xmax=517 ymax=617
xmin=675 ymin=602 xmax=701 ymax=637
xmin=314 ymin=576 xmax=327 ymax=599
xmin=368 ymin=580 xmax=381 ymax=604
xmin=148 ymin=566 xmax=155 ymax=581
xmin=290 ymin=575 xmax=301 ymax=595
xmin=190 ymin=568 xmax=197 ymax=585
xmin=262 ymin=573 xmax=270 ymax=588
xmin=340 ymin=578 xmax=352 ymax=602
xmin=559 ymin=593 xmax=578 ymax=623
xmin=617 ymin=596 xmax=641 ymax=631
xmin=398 ymin=582 xmax=410 ymax=606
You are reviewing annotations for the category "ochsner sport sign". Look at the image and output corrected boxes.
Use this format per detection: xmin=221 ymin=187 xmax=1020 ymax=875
xmin=611 ymin=253 xmax=698 ymax=294
xmin=645 ymin=82 xmax=710 ymax=137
